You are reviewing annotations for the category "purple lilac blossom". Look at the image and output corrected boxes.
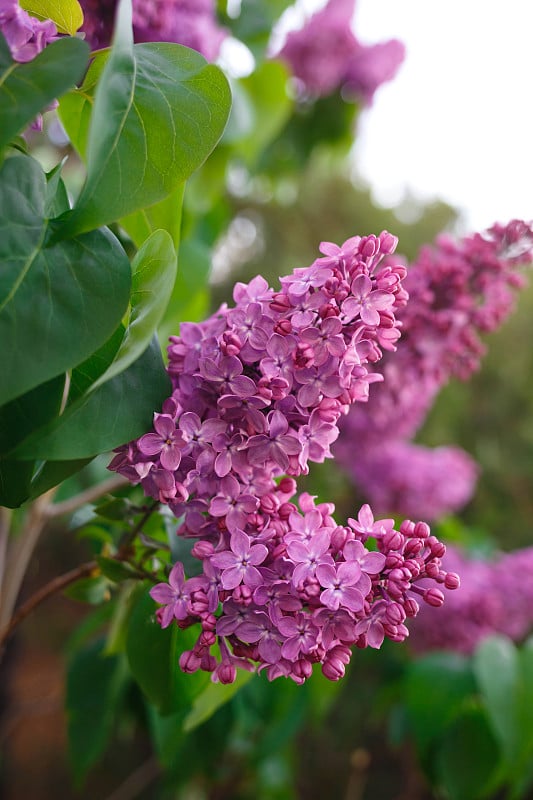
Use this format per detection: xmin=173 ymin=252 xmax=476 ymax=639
xmin=110 ymin=233 xmax=459 ymax=683
xmin=335 ymin=220 xmax=533 ymax=521
xmin=276 ymin=0 xmax=405 ymax=102
xmin=408 ymin=544 xmax=533 ymax=655
xmin=78 ymin=0 xmax=226 ymax=60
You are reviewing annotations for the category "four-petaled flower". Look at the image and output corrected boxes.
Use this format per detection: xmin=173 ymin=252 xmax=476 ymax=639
xmin=138 ymin=413 xmax=185 ymax=470
xmin=149 ymin=562 xmax=191 ymax=627
xmin=211 ymin=530 xmax=268 ymax=590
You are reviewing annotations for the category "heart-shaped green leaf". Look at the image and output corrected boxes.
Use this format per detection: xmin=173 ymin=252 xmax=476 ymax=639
xmin=13 ymin=337 xmax=170 ymax=460
xmin=57 ymin=39 xmax=231 ymax=237
xmin=0 ymin=155 xmax=131 ymax=406
xmin=91 ymin=229 xmax=177 ymax=390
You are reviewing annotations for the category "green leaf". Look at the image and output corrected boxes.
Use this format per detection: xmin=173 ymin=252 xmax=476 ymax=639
xmin=97 ymin=556 xmax=138 ymax=583
xmin=93 ymin=497 xmax=133 ymax=521
xmin=0 ymin=373 xmax=64 ymax=505
xmin=0 ymin=457 xmax=34 ymax=507
xmin=473 ymin=635 xmax=519 ymax=763
xmin=66 ymin=638 xmax=128 ymax=783
xmin=29 ymin=457 xmax=93 ymax=499
xmin=126 ymin=585 xmax=209 ymax=714
xmin=0 ymin=375 xmax=64 ymax=455
xmin=435 ymin=705 xmax=503 ymax=800
xmin=121 ymin=183 xmax=184 ymax=249
xmin=158 ymin=237 xmax=211 ymax=345
xmin=0 ymin=34 xmax=89 ymax=150
xmin=183 ymin=670 xmax=254 ymax=733
xmin=0 ymin=155 xmax=131 ymax=406
xmin=230 ymin=62 xmax=293 ymax=165
xmin=405 ymin=652 xmax=476 ymax=758
xmin=91 ymin=230 xmax=177 ymax=390
xmin=64 ymin=575 xmax=111 ymax=605
xmin=20 ymin=0 xmax=84 ymax=35
xmin=13 ymin=337 xmax=170 ymax=460
xmin=69 ymin=325 xmax=125 ymax=402
xmin=56 ymin=40 xmax=231 ymax=237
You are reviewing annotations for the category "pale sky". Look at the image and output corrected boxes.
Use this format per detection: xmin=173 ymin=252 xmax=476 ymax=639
xmin=354 ymin=0 xmax=533 ymax=231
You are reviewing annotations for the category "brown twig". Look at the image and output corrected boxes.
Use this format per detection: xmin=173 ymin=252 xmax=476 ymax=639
xmin=45 ymin=474 xmax=130 ymax=519
xmin=0 ymin=559 xmax=98 ymax=651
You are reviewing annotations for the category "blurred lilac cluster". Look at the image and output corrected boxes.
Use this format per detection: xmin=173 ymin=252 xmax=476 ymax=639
xmin=78 ymin=0 xmax=226 ymax=60
xmin=409 ymin=543 xmax=533 ymax=654
xmin=110 ymin=232 xmax=459 ymax=683
xmin=277 ymin=0 xmax=405 ymax=102
xmin=0 ymin=0 xmax=57 ymax=62
xmin=335 ymin=220 xmax=533 ymax=520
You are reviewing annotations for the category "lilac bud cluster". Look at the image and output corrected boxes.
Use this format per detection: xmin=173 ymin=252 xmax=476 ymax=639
xmin=110 ymin=232 xmax=459 ymax=683
xmin=409 ymin=544 xmax=533 ymax=655
xmin=336 ymin=220 xmax=533 ymax=520
xmin=0 ymin=0 xmax=57 ymax=63
xmin=276 ymin=0 xmax=405 ymax=102
xmin=79 ymin=0 xmax=226 ymax=61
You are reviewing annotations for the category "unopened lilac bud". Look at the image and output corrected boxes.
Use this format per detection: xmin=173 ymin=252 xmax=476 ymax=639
xmin=385 ymin=602 xmax=406 ymax=625
xmin=399 ymin=520 xmax=416 ymax=538
xmin=270 ymin=293 xmax=291 ymax=313
xmin=199 ymin=630 xmax=216 ymax=647
xmin=180 ymin=650 xmax=201 ymax=673
xmin=331 ymin=525 xmax=348 ymax=552
xmin=279 ymin=502 xmax=297 ymax=520
xmin=274 ymin=319 xmax=292 ymax=335
xmin=426 ymin=536 xmax=446 ymax=558
xmin=404 ymin=538 xmax=423 ymax=557
xmin=424 ymin=587 xmax=445 ymax=608
xmin=425 ymin=561 xmax=440 ymax=579
xmin=260 ymin=493 xmax=280 ymax=514
xmin=191 ymin=540 xmax=214 ymax=559
xmin=385 ymin=553 xmax=403 ymax=569
xmin=361 ymin=236 xmax=378 ymax=258
xmin=201 ymin=654 xmax=217 ymax=672
xmin=201 ymin=613 xmax=217 ymax=631
xmin=277 ymin=477 xmax=297 ymax=497
xmin=215 ymin=662 xmax=237 ymax=684
xmin=383 ymin=530 xmax=404 ymax=551
xmin=322 ymin=659 xmax=345 ymax=681
xmin=414 ymin=521 xmax=431 ymax=539
xmin=404 ymin=597 xmax=420 ymax=617
xmin=379 ymin=231 xmax=398 ymax=254
xmin=444 ymin=571 xmax=460 ymax=590
xmin=293 ymin=659 xmax=313 ymax=681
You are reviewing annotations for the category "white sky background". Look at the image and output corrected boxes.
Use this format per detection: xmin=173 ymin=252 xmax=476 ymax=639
xmin=352 ymin=0 xmax=533 ymax=232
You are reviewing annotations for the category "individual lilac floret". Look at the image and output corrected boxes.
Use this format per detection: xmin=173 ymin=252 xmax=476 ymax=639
xmin=336 ymin=220 xmax=533 ymax=520
xmin=110 ymin=233 xmax=458 ymax=683
xmin=79 ymin=0 xmax=226 ymax=59
xmin=408 ymin=544 xmax=533 ymax=655
xmin=276 ymin=0 xmax=404 ymax=102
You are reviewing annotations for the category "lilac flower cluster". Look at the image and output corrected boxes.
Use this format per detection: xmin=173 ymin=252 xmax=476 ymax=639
xmin=78 ymin=0 xmax=226 ymax=60
xmin=110 ymin=232 xmax=459 ymax=683
xmin=335 ymin=220 xmax=533 ymax=520
xmin=276 ymin=0 xmax=405 ymax=102
xmin=0 ymin=0 xmax=57 ymax=63
xmin=408 ymin=544 xmax=533 ymax=655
